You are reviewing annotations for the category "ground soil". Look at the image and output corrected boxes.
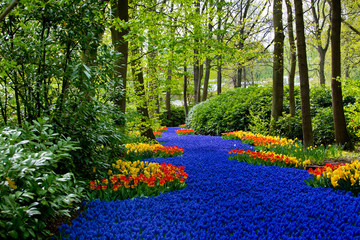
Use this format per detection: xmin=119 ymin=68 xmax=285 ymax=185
xmin=45 ymin=206 xmax=85 ymax=239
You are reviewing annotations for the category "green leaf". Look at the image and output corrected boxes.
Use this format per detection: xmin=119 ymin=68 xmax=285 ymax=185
xmin=8 ymin=230 xmax=18 ymax=239
xmin=26 ymin=207 xmax=41 ymax=216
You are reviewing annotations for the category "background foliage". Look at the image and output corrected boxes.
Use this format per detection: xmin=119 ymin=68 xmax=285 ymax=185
xmin=187 ymin=85 xmax=359 ymax=146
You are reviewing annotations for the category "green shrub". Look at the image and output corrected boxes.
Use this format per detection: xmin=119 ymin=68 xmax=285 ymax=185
xmin=310 ymin=86 xmax=332 ymax=111
xmin=186 ymin=86 xmax=273 ymax=135
xmin=312 ymin=107 xmax=335 ymax=146
xmin=159 ymin=105 xmax=186 ymax=127
xmin=346 ymin=103 xmax=360 ymax=141
xmin=248 ymin=107 xmax=271 ymax=136
xmin=0 ymin=119 xmax=83 ymax=239
xmin=275 ymin=113 xmax=303 ymax=141
xmin=187 ymin=85 xmax=359 ymax=146
xmin=55 ymin=101 xmax=126 ymax=179
xmin=283 ymin=85 xmax=302 ymax=115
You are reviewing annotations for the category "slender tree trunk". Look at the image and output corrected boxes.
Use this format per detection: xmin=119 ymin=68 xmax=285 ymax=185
xmin=8 ymin=20 xmax=22 ymax=126
xmin=217 ymin=56 xmax=222 ymax=95
xmin=319 ymin=49 xmax=326 ymax=85
xmin=131 ymin=48 xmax=155 ymax=140
xmin=251 ymin=67 xmax=254 ymax=86
xmin=235 ymin=0 xmax=251 ymax=88
xmin=166 ymin=70 xmax=172 ymax=121
xmin=198 ymin=63 xmax=204 ymax=102
xmin=216 ymin=0 xmax=223 ymax=95
xmin=111 ymin=0 xmax=129 ymax=113
xmin=0 ymin=78 xmax=8 ymax=124
xmin=236 ymin=40 xmax=244 ymax=88
xmin=330 ymin=0 xmax=352 ymax=149
xmin=294 ymin=0 xmax=314 ymax=148
xmin=14 ymin=79 xmax=22 ymax=126
xmin=56 ymin=40 xmax=72 ymax=115
xmin=184 ymin=65 xmax=189 ymax=118
xmin=237 ymin=67 xmax=242 ymax=88
xmin=166 ymin=87 xmax=171 ymax=120
xmin=243 ymin=67 xmax=247 ymax=88
xmin=285 ymin=0 xmax=296 ymax=117
xmin=271 ymin=0 xmax=284 ymax=123
xmin=147 ymin=50 xmax=159 ymax=117
xmin=202 ymin=58 xmax=211 ymax=101
xmin=194 ymin=52 xmax=200 ymax=104
xmin=193 ymin=0 xmax=201 ymax=104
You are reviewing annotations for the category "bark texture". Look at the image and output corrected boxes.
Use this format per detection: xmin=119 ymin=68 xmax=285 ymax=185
xmin=330 ymin=0 xmax=352 ymax=149
xmin=111 ymin=0 xmax=129 ymax=113
xmin=271 ymin=0 xmax=284 ymax=121
xmin=294 ymin=0 xmax=314 ymax=148
xmin=285 ymin=0 xmax=296 ymax=117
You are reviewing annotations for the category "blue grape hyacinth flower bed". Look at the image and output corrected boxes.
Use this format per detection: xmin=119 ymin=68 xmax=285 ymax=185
xmin=59 ymin=127 xmax=360 ymax=239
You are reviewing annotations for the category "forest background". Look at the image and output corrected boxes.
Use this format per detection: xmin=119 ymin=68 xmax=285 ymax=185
xmin=1 ymin=0 xmax=360 ymax=238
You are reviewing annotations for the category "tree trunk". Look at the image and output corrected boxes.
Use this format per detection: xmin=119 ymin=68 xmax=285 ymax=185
xmin=166 ymin=87 xmax=171 ymax=120
xmin=184 ymin=65 xmax=189 ymax=119
xmin=294 ymin=0 xmax=314 ymax=148
xmin=193 ymin=0 xmax=201 ymax=104
xmin=330 ymin=0 xmax=352 ymax=149
xmin=216 ymin=1 xmax=223 ymax=95
xmin=111 ymin=0 xmax=129 ymax=113
xmin=237 ymin=67 xmax=242 ymax=88
xmin=0 ymin=79 xmax=8 ymax=124
xmin=271 ymin=0 xmax=284 ymax=122
xmin=251 ymin=65 xmax=254 ymax=86
xmin=14 ymin=79 xmax=22 ymax=126
xmin=166 ymin=69 xmax=172 ymax=121
xmin=243 ymin=67 xmax=247 ymax=88
xmin=236 ymin=40 xmax=245 ymax=88
xmin=310 ymin=0 xmax=330 ymax=86
xmin=217 ymin=56 xmax=222 ymax=95
xmin=319 ymin=49 xmax=326 ymax=85
xmin=202 ymin=58 xmax=211 ymax=101
xmin=147 ymin=50 xmax=159 ymax=117
xmin=285 ymin=0 xmax=296 ymax=117
xmin=131 ymin=49 xmax=155 ymax=140
xmin=194 ymin=52 xmax=200 ymax=104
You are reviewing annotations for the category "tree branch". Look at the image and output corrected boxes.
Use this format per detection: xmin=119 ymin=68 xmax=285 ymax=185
xmin=0 ymin=0 xmax=20 ymax=22
xmin=342 ymin=18 xmax=360 ymax=36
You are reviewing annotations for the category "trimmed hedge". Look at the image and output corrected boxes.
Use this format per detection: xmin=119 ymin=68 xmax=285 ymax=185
xmin=186 ymin=85 xmax=358 ymax=146
xmin=159 ymin=105 xmax=186 ymax=127
xmin=186 ymin=86 xmax=273 ymax=135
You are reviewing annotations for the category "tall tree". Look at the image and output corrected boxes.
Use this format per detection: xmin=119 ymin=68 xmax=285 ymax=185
xmin=131 ymin=47 xmax=156 ymax=140
xmin=111 ymin=0 xmax=129 ymax=113
xmin=285 ymin=0 xmax=296 ymax=117
xmin=184 ymin=65 xmax=189 ymax=118
xmin=271 ymin=0 xmax=284 ymax=123
xmin=193 ymin=0 xmax=202 ymax=104
xmin=330 ymin=0 xmax=352 ymax=149
xmin=294 ymin=0 xmax=314 ymax=148
xmin=309 ymin=0 xmax=331 ymax=85
xmin=234 ymin=0 xmax=269 ymax=88
xmin=202 ymin=1 xmax=214 ymax=101
xmin=216 ymin=0 xmax=224 ymax=95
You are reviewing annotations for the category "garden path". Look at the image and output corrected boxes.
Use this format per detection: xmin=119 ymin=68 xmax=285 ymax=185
xmin=60 ymin=127 xmax=360 ymax=239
